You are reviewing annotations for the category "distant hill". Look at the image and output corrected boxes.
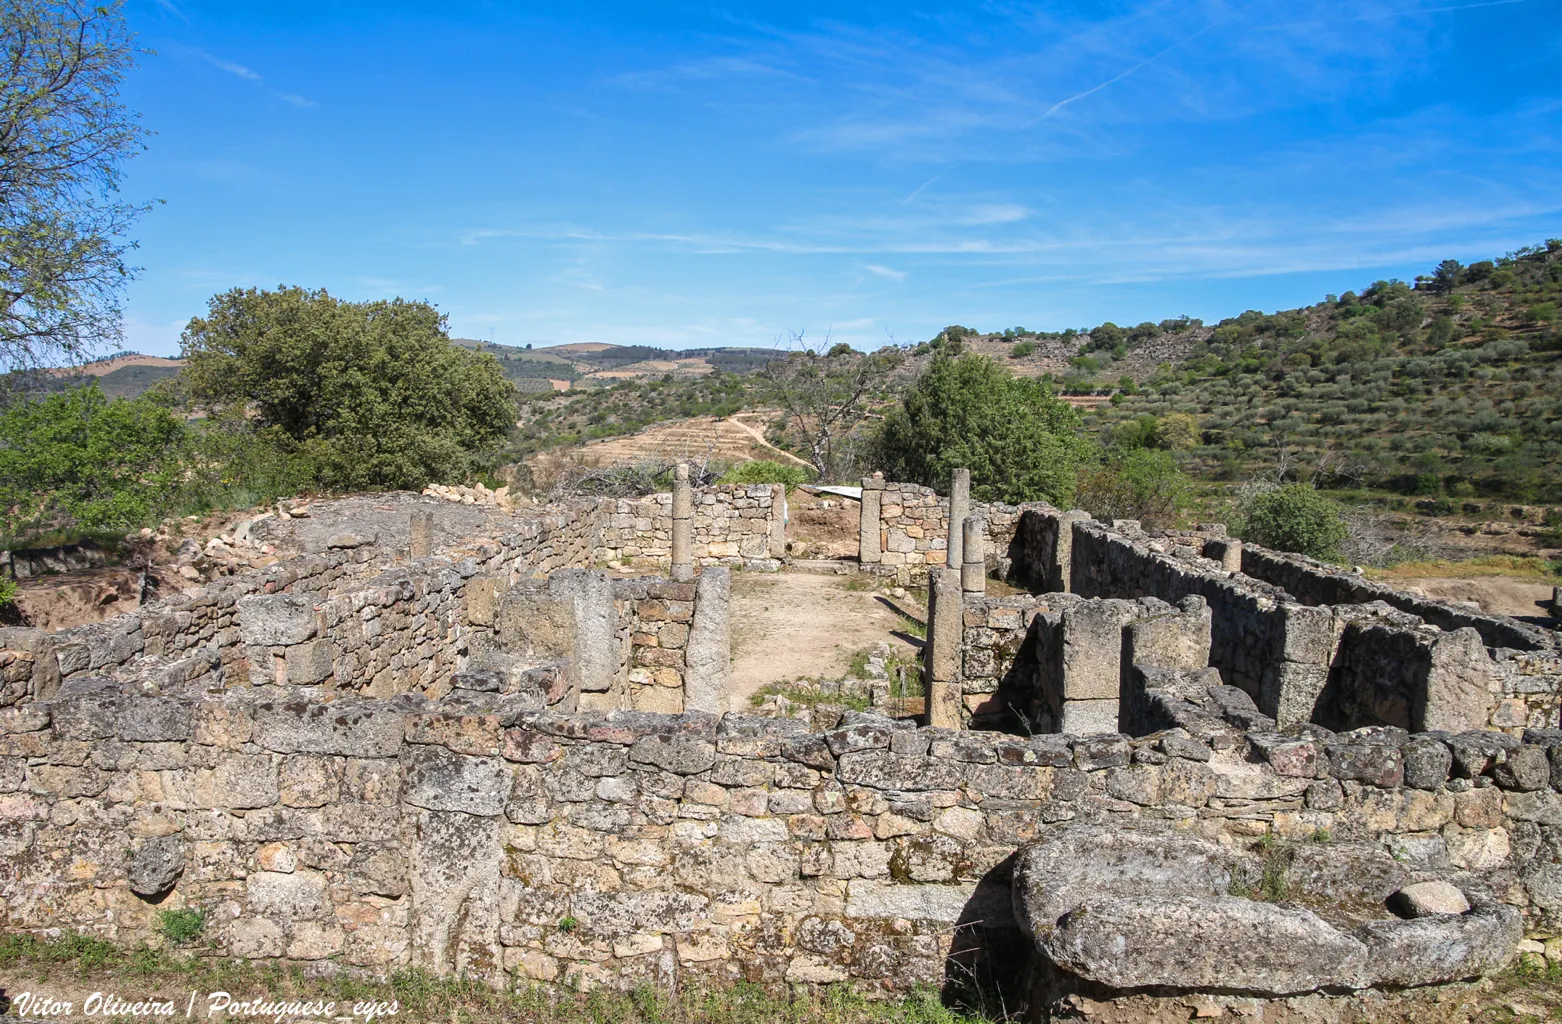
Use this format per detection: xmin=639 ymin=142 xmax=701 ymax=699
xmin=455 ymin=338 xmax=789 ymax=388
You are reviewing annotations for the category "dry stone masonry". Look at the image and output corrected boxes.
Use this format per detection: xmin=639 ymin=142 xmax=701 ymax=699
xmin=3 ymin=467 xmax=1562 ymax=1022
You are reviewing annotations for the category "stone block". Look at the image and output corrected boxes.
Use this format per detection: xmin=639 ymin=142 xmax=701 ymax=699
xmin=1058 ymin=699 xmax=1120 ymax=736
xmin=1059 ymin=601 xmax=1137 ymax=702
xmin=237 ymin=594 xmax=317 ymax=647
xmin=117 ymin=699 xmax=192 ymax=742
xmin=683 ymin=568 xmax=730 ymax=714
xmin=284 ymin=640 xmax=334 ymax=685
xmin=213 ymin=754 xmax=279 ymax=809
xmin=246 ymin=869 xmax=329 ymax=919
xmin=401 ymin=746 xmax=508 ymax=816
xmin=1403 ymin=738 xmax=1452 ymax=790
xmin=466 ymin=576 xmax=500 ymax=627
xmin=128 ymin=836 xmax=184 ymax=897
xmin=1495 ymin=745 xmax=1551 ymax=792
xmin=254 ymin=702 xmax=404 ymax=757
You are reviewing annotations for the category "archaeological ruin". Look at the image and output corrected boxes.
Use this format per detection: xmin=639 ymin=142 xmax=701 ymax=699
xmin=4 ymin=466 xmax=1562 ymax=1021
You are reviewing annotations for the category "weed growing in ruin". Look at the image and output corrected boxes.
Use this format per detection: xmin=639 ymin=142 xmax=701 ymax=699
xmin=155 ymin=907 xmax=207 ymax=945
xmin=748 ymin=679 xmax=872 ymax=712
xmin=1228 ymin=835 xmax=1294 ymax=903
xmin=556 ymin=916 xmax=579 ymax=933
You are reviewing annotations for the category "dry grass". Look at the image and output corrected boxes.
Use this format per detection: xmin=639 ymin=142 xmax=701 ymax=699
xmin=0 ymin=933 xmax=983 ymax=1024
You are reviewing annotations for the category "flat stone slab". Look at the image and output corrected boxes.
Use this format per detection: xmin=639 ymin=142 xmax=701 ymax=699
xmin=1013 ymin=823 xmax=1522 ymax=997
xmin=1044 ymin=894 xmax=1369 ymax=996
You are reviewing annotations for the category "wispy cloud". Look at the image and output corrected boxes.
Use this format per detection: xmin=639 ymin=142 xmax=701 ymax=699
xmin=863 ymin=264 xmax=906 ymax=281
xmin=197 ymin=50 xmax=261 ymax=81
xmin=184 ymin=46 xmax=317 ymax=108
xmin=154 ymin=0 xmax=189 ymax=24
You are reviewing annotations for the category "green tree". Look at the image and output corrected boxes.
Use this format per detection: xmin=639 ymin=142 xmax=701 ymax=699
xmin=1 ymin=1 xmax=152 ymax=372
xmin=177 ymin=287 xmax=516 ymax=492
xmin=1430 ymin=259 xmax=1463 ymax=294
xmin=1075 ymin=448 xmax=1192 ymax=530
xmin=1241 ymin=484 xmax=1347 ymax=561
xmin=0 ymin=382 xmax=185 ymax=542
xmin=873 ymin=351 xmax=1089 ymax=505
xmin=1156 ymin=411 xmax=1201 ymax=450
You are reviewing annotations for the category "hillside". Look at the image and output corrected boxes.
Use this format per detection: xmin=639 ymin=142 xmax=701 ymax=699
xmin=1080 ymin=241 xmax=1562 ymax=503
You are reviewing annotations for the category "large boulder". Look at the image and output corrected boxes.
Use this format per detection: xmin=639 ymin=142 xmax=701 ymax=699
xmin=1044 ymin=894 xmax=1368 ymax=995
xmin=1012 ymin=823 xmax=1522 ymax=997
xmin=1012 ymin=825 xmax=1239 ymax=937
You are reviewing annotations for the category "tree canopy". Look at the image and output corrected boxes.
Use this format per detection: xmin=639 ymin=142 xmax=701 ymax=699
xmin=873 ymin=351 xmax=1090 ymax=505
xmin=177 ymin=287 xmax=517 ymax=491
xmin=760 ymin=339 xmax=902 ymax=480
xmin=0 ymin=382 xmax=184 ymax=542
xmin=1 ymin=1 xmax=151 ymax=373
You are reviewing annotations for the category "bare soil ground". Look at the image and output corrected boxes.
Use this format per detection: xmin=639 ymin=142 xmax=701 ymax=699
xmin=1395 ymin=576 xmax=1558 ymax=623
xmin=8 ymin=567 xmax=144 ymax=631
xmin=728 ymin=572 xmax=923 ymax=712
xmin=786 ymin=488 xmax=860 ymax=558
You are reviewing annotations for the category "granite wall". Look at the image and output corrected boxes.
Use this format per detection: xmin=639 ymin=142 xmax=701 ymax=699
xmin=5 ymin=688 xmax=1562 ymax=999
xmin=596 ymin=485 xmax=786 ymax=571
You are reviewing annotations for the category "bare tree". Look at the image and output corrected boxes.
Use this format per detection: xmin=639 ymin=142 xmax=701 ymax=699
xmin=760 ymin=330 xmax=902 ymax=480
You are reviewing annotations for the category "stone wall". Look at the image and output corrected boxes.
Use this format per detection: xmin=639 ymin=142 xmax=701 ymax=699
xmin=987 ymin=510 xmax=1561 ymax=737
xmin=6 ymin=686 xmax=1562 ymax=999
xmin=856 ymin=478 xmax=1036 ymax=585
xmin=0 ymin=501 xmax=604 ymax=710
xmin=1243 ymin=545 xmax=1562 ymax=731
xmin=617 ymin=577 xmax=698 ymax=713
xmin=597 ymin=485 xmax=785 ymax=571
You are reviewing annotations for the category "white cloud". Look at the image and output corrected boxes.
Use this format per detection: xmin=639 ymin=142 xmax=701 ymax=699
xmin=863 ymin=264 xmax=907 ymax=281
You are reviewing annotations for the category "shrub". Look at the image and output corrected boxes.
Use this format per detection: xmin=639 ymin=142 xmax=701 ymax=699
xmin=1009 ymin=340 xmax=1037 ymax=359
xmin=178 ymin=287 xmax=516 ymax=492
xmin=0 ymin=383 xmax=187 ymax=544
xmin=716 ymin=460 xmax=813 ymax=488
xmin=1241 ymin=484 xmax=1348 ymax=560
xmin=1075 ymin=449 xmax=1192 ymax=529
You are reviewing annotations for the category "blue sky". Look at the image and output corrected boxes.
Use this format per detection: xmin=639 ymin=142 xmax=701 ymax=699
xmin=118 ymin=0 xmax=1562 ymax=355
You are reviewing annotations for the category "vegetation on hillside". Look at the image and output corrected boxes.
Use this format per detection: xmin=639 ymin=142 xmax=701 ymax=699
xmin=1087 ymin=241 xmax=1562 ymax=503
xmin=510 ymin=373 xmax=751 ymax=458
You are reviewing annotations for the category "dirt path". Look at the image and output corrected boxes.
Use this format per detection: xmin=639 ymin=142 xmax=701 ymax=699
xmin=728 ymin=572 xmax=923 ymax=711
xmin=1393 ymin=576 xmax=1557 ymax=621
xmin=728 ymin=414 xmax=814 ymax=469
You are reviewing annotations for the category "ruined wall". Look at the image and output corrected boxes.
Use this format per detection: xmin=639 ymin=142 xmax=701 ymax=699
xmin=998 ymin=513 xmax=1558 ymax=735
xmin=0 ymin=501 xmax=605 ymax=710
xmin=617 ymin=577 xmax=698 ymax=713
xmin=856 ymin=479 xmax=1036 ymax=585
xmin=1243 ymin=545 xmax=1562 ymax=731
xmin=6 ymin=689 xmax=1562 ymax=996
xmin=597 ymin=485 xmax=785 ymax=570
